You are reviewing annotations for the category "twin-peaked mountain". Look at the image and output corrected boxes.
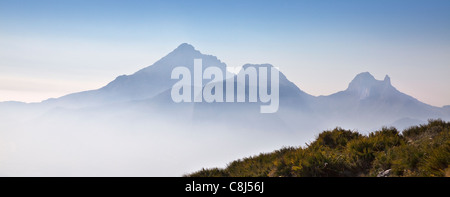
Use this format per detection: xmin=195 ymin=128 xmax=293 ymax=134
xmin=3 ymin=43 xmax=450 ymax=132
xmin=314 ymin=72 xmax=448 ymax=130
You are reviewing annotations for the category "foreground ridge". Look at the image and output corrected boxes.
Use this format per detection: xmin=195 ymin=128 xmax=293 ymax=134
xmin=187 ymin=119 xmax=450 ymax=177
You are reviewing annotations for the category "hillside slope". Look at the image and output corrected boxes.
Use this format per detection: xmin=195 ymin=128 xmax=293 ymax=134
xmin=187 ymin=119 xmax=450 ymax=177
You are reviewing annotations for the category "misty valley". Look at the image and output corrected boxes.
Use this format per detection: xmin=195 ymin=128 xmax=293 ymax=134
xmin=1 ymin=44 xmax=449 ymax=176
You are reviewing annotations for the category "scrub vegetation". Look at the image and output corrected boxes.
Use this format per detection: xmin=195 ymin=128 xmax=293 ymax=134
xmin=187 ymin=119 xmax=450 ymax=177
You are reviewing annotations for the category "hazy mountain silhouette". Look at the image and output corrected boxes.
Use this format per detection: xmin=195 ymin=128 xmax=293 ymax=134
xmin=42 ymin=43 xmax=228 ymax=108
xmin=189 ymin=63 xmax=317 ymax=132
xmin=1 ymin=43 xmax=449 ymax=176
xmin=2 ymin=43 xmax=449 ymax=131
xmin=315 ymin=72 xmax=447 ymax=130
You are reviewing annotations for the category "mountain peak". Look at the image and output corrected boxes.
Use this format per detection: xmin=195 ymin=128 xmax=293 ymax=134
xmin=354 ymin=72 xmax=376 ymax=81
xmin=346 ymin=72 xmax=394 ymax=99
xmin=162 ymin=43 xmax=202 ymax=59
xmin=242 ymin=63 xmax=274 ymax=69
xmin=384 ymin=75 xmax=391 ymax=84
xmin=175 ymin=43 xmax=196 ymax=51
xmin=347 ymin=72 xmax=376 ymax=90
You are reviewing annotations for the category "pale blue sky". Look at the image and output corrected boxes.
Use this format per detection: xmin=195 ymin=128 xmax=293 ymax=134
xmin=1 ymin=0 xmax=449 ymax=106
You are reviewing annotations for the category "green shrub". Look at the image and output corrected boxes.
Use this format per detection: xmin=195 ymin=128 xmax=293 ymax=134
xmin=310 ymin=128 xmax=362 ymax=150
xmin=369 ymin=127 xmax=404 ymax=152
xmin=187 ymin=168 xmax=229 ymax=177
xmin=346 ymin=137 xmax=375 ymax=171
xmin=403 ymin=119 xmax=450 ymax=141
xmin=420 ymin=143 xmax=450 ymax=176
xmin=371 ymin=150 xmax=394 ymax=176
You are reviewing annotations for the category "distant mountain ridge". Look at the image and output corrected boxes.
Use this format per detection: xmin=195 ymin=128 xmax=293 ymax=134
xmin=2 ymin=43 xmax=449 ymax=132
xmin=1 ymin=43 xmax=449 ymax=177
